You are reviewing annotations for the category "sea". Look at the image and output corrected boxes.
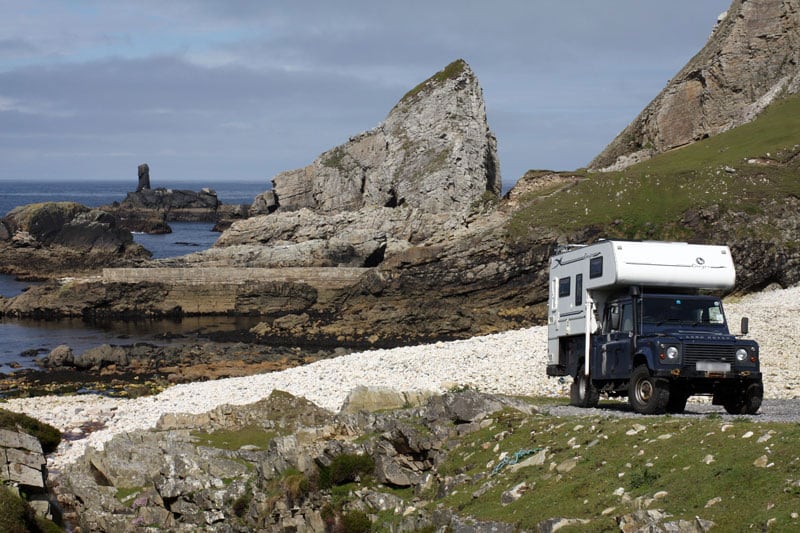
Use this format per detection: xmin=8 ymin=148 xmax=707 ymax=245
xmin=0 ymin=178 xmax=268 ymax=372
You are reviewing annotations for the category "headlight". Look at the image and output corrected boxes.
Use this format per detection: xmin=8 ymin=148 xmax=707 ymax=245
xmin=659 ymin=343 xmax=680 ymax=362
xmin=736 ymin=348 xmax=748 ymax=362
xmin=666 ymin=346 xmax=680 ymax=360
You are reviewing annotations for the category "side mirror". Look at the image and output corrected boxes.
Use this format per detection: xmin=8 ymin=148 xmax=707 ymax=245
xmin=741 ymin=317 xmax=749 ymax=336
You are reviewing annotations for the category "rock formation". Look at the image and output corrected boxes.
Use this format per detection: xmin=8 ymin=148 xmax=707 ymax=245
xmin=186 ymin=59 xmax=501 ymax=270
xmin=105 ymin=166 xmax=250 ymax=233
xmin=0 ymin=202 xmax=149 ymax=278
xmin=137 ymin=163 xmax=151 ymax=192
xmin=589 ymin=0 xmax=800 ymax=171
xmin=0 ymin=411 xmax=60 ymax=523
xmin=254 ymin=59 xmax=500 ymax=215
xmin=55 ymin=389 xmax=538 ymax=532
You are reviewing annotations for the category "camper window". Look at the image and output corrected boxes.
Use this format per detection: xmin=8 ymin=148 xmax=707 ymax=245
xmin=589 ymin=256 xmax=603 ymax=279
xmin=559 ymin=277 xmax=570 ymax=298
xmin=575 ymin=274 xmax=583 ymax=306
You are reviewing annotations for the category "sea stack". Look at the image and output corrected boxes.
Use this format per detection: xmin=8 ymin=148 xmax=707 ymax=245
xmin=137 ymin=163 xmax=151 ymax=192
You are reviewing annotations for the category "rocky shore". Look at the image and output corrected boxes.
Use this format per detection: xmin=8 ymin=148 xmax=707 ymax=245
xmin=3 ymin=283 xmax=798 ymax=474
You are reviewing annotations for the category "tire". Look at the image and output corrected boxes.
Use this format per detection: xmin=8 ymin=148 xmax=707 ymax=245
xmin=570 ymin=371 xmax=600 ymax=408
xmin=666 ymin=389 xmax=689 ymax=414
xmin=628 ymin=365 xmax=669 ymax=414
xmin=723 ymin=381 xmax=763 ymax=415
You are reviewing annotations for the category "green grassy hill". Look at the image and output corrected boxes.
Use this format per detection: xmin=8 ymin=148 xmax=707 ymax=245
xmin=507 ymin=94 xmax=800 ymax=242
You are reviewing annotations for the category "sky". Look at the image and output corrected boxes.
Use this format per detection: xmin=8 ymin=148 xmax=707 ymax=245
xmin=0 ymin=0 xmax=732 ymax=190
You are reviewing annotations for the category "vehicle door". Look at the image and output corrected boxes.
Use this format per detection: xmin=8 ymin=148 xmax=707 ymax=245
xmin=598 ymin=300 xmax=634 ymax=379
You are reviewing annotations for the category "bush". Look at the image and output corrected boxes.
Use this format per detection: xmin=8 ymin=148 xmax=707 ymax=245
xmin=319 ymin=453 xmax=375 ymax=489
xmin=0 ymin=485 xmax=53 ymax=533
xmin=0 ymin=409 xmax=61 ymax=454
xmin=341 ymin=510 xmax=372 ymax=532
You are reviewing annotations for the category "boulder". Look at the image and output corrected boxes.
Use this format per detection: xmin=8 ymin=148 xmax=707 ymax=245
xmin=339 ymin=386 xmax=433 ymax=414
xmin=0 ymin=428 xmax=47 ymax=489
xmin=73 ymin=344 xmax=129 ymax=370
xmin=41 ymin=344 xmax=74 ymax=367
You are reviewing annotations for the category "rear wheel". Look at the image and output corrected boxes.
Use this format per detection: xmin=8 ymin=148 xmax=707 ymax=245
xmin=723 ymin=381 xmax=763 ymax=415
xmin=570 ymin=371 xmax=600 ymax=408
xmin=628 ymin=365 xmax=669 ymax=414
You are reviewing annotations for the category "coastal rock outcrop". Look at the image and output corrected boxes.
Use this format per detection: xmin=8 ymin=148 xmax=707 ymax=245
xmin=54 ymin=389 xmax=535 ymax=532
xmin=215 ymin=59 xmax=500 ymax=269
xmin=137 ymin=163 xmax=150 ymax=192
xmin=104 ymin=166 xmax=250 ymax=233
xmin=255 ymin=59 xmax=500 ymax=216
xmin=0 ymin=202 xmax=149 ymax=278
xmin=590 ymin=0 xmax=800 ymax=171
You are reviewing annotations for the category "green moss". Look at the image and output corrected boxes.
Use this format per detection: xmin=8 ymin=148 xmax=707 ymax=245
xmin=321 ymin=146 xmax=348 ymax=171
xmin=400 ymin=59 xmax=469 ymax=104
xmin=0 ymin=408 xmax=61 ymax=454
xmin=341 ymin=510 xmax=372 ymax=532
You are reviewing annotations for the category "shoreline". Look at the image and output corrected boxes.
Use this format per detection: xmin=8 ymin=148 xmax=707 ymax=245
xmin=2 ymin=285 xmax=799 ymax=471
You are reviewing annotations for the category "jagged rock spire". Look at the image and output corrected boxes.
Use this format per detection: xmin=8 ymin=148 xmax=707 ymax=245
xmin=257 ymin=59 xmax=501 ymax=215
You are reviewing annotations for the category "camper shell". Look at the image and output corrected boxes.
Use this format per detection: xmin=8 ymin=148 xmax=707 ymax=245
xmin=547 ymin=240 xmax=762 ymax=415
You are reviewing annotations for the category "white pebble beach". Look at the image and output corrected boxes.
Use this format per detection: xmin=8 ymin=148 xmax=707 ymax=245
xmin=3 ymin=285 xmax=798 ymax=471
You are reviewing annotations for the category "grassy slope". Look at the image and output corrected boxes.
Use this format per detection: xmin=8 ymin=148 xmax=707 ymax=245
xmin=507 ymin=94 xmax=800 ymax=241
xmin=433 ymin=403 xmax=800 ymax=531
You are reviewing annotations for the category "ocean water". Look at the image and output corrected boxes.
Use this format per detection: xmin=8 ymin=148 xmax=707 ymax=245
xmin=0 ymin=178 xmax=268 ymax=265
xmin=0 ymin=178 xmax=268 ymax=371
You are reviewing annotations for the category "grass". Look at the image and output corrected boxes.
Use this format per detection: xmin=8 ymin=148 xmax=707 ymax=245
xmin=506 ymin=93 xmax=800 ymax=241
xmin=431 ymin=404 xmax=800 ymax=531
xmin=190 ymin=425 xmax=277 ymax=451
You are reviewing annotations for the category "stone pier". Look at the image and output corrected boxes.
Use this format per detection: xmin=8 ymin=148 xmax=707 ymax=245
xmin=99 ymin=267 xmax=371 ymax=315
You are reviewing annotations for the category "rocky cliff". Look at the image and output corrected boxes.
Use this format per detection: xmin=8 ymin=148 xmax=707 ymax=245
xmin=590 ymin=0 xmax=800 ymax=171
xmin=253 ymin=59 xmax=500 ymax=216
xmin=175 ymin=59 xmax=501 ymax=270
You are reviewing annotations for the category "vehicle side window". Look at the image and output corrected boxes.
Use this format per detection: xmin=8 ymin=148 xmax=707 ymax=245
xmin=604 ymin=303 xmax=619 ymax=334
xmin=559 ymin=277 xmax=570 ymax=298
xmin=575 ymin=274 xmax=583 ymax=307
xmin=605 ymin=302 xmax=633 ymax=333
xmin=620 ymin=303 xmax=634 ymax=332
xmin=589 ymin=257 xmax=603 ymax=279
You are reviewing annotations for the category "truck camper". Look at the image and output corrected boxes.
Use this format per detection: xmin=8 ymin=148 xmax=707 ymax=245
xmin=547 ymin=240 xmax=762 ymax=414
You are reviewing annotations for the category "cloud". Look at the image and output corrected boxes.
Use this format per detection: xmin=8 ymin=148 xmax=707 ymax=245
xmin=0 ymin=0 xmax=732 ymax=183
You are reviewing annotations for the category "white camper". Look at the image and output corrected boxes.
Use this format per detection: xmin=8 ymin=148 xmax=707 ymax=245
xmin=546 ymin=240 xmax=761 ymax=415
xmin=548 ymin=240 xmax=736 ymax=366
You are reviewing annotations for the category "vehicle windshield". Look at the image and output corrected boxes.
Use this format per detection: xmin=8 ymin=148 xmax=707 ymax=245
xmin=640 ymin=295 xmax=726 ymax=329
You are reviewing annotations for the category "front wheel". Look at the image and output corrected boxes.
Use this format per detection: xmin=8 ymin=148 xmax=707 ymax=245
xmin=570 ymin=371 xmax=600 ymax=408
xmin=723 ymin=381 xmax=763 ymax=415
xmin=628 ymin=365 xmax=669 ymax=414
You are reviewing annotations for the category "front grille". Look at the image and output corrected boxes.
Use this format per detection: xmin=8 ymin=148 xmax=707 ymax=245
xmin=683 ymin=344 xmax=735 ymax=364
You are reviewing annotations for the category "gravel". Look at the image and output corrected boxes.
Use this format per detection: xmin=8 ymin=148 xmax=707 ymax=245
xmin=3 ymin=284 xmax=800 ymax=470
